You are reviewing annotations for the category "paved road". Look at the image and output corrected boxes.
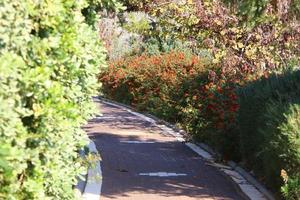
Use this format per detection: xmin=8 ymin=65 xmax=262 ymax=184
xmin=85 ymin=101 xmax=244 ymax=200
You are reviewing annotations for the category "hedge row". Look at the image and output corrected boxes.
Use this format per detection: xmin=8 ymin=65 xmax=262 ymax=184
xmin=100 ymin=52 xmax=300 ymax=199
xmin=238 ymin=71 xmax=300 ymax=199
xmin=0 ymin=1 xmax=106 ymax=199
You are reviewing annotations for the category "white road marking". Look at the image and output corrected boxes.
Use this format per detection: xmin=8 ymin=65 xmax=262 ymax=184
xmin=120 ymin=141 xmax=155 ymax=144
xmin=95 ymin=116 xmax=117 ymax=119
xmin=96 ymin=116 xmax=139 ymax=120
xmin=139 ymin=172 xmax=187 ymax=177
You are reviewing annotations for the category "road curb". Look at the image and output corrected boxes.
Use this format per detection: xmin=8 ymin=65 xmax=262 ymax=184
xmin=97 ymin=96 xmax=275 ymax=200
xmin=82 ymin=141 xmax=102 ymax=200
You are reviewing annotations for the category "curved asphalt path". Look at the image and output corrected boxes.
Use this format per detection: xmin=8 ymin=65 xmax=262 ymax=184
xmin=85 ymin=101 xmax=244 ymax=200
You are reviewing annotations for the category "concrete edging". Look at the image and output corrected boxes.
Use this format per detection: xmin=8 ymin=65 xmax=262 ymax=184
xmin=96 ymin=96 xmax=275 ymax=200
xmin=82 ymin=141 xmax=102 ymax=200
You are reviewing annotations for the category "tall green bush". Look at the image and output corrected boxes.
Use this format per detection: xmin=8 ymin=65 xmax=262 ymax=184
xmin=238 ymin=70 xmax=300 ymax=198
xmin=260 ymin=102 xmax=300 ymax=199
xmin=0 ymin=0 xmax=107 ymax=199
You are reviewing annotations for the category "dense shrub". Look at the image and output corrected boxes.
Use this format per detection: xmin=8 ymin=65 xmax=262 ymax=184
xmin=122 ymin=11 xmax=152 ymax=34
xmin=282 ymin=171 xmax=300 ymax=200
xmin=0 ymin=0 xmax=107 ymax=199
xmin=238 ymin=70 xmax=300 ymax=198
xmin=100 ymin=52 xmax=209 ymax=120
xmin=141 ymin=37 xmax=195 ymax=56
xmin=100 ymin=52 xmax=240 ymax=157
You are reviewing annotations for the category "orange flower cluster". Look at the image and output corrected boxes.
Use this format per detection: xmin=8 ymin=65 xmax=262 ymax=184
xmin=99 ymin=52 xmax=205 ymax=109
xmin=100 ymin=51 xmax=240 ymax=148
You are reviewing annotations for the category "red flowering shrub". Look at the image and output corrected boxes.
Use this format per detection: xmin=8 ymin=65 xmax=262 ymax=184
xmin=100 ymin=52 xmax=242 ymax=158
xmin=100 ymin=52 xmax=208 ymax=119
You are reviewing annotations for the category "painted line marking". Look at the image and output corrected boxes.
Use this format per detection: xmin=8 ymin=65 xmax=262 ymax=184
xmin=120 ymin=141 xmax=155 ymax=144
xmin=95 ymin=116 xmax=117 ymax=119
xmin=139 ymin=172 xmax=187 ymax=177
xmin=95 ymin=116 xmax=139 ymax=120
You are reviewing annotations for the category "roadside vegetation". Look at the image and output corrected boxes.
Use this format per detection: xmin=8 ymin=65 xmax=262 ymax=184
xmin=99 ymin=0 xmax=300 ymax=199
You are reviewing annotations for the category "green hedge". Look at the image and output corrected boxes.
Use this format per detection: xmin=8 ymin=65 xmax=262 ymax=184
xmin=238 ymin=70 xmax=300 ymax=199
xmin=0 ymin=1 xmax=107 ymax=199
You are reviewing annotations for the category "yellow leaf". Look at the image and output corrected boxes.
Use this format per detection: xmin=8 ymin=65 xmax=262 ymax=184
xmin=255 ymin=34 xmax=262 ymax=40
xmin=237 ymin=42 xmax=244 ymax=48
xmin=215 ymin=20 xmax=222 ymax=26
xmin=188 ymin=0 xmax=193 ymax=4
xmin=32 ymin=104 xmax=42 ymax=117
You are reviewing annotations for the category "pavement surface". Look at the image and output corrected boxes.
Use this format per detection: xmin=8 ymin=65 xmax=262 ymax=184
xmin=84 ymin=101 xmax=244 ymax=200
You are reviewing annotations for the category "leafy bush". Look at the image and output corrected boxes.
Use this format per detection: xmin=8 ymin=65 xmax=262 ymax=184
xmin=100 ymin=52 xmax=240 ymax=158
xmin=142 ymin=37 xmax=195 ymax=56
xmin=238 ymin=70 xmax=300 ymax=198
xmin=282 ymin=171 xmax=300 ymax=200
xmin=0 ymin=0 xmax=107 ymax=199
xmin=100 ymin=52 xmax=209 ymax=120
xmin=122 ymin=11 xmax=151 ymax=34
xmin=260 ymin=102 xmax=300 ymax=197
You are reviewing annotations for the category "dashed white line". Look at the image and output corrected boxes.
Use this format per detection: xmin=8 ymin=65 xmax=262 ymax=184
xmin=120 ymin=141 xmax=155 ymax=144
xmin=139 ymin=172 xmax=187 ymax=177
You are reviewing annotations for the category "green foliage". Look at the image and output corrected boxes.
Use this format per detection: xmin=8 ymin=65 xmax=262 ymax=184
xmin=238 ymin=70 xmax=300 ymax=198
xmin=0 ymin=0 xmax=107 ymax=199
xmin=259 ymin=102 xmax=300 ymax=196
xmin=122 ymin=12 xmax=151 ymax=34
xmin=222 ymin=0 xmax=269 ymax=20
xmin=223 ymin=0 xmax=300 ymax=21
xmin=290 ymin=0 xmax=300 ymax=20
xmin=120 ymin=0 xmax=151 ymax=11
xmin=83 ymin=0 xmax=124 ymax=26
xmin=281 ymin=172 xmax=300 ymax=200
xmin=142 ymin=37 xmax=194 ymax=56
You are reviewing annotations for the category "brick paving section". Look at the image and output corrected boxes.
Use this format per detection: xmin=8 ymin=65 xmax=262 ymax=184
xmin=84 ymin=102 xmax=244 ymax=200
